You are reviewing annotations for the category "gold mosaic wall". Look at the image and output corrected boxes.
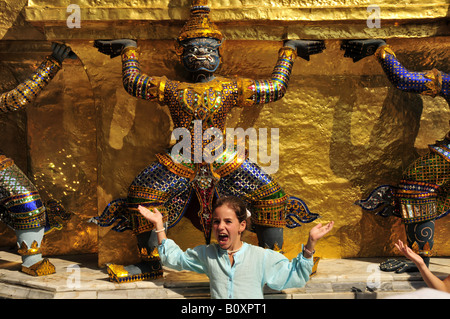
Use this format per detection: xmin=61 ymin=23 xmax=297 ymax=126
xmin=0 ymin=0 xmax=449 ymax=265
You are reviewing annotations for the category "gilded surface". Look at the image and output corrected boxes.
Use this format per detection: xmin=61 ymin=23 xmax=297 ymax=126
xmin=0 ymin=41 xmax=98 ymax=256
xmin=3 ymin=1 xmax=447 ymax=40
xmin=0 ymin=1 xmax=449 ymax=266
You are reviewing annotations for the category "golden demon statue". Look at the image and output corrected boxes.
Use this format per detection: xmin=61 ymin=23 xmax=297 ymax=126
xmin=93 ymin=0 xmax=325 ymax=282
xmin=1 ymin=43 xmax=73 ymax=276
xmin=343 ymin=39 xmax=449 ymax=273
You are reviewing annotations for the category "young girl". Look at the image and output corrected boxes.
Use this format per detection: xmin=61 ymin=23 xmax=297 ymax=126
xmin=138 ymin=196 xmax=334 ymax=299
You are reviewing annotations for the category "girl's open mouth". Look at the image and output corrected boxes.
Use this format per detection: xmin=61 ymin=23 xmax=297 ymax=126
xmin=218 ymin=233 xmax=229 ymax=244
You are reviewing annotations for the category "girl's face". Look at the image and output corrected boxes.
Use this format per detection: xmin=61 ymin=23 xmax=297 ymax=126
xmin=212 ymin=204 xmax=246 ymax=251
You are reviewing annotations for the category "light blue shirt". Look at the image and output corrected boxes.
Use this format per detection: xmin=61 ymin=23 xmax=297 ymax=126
xmin=158 ymin=239 xmax=314 ymax=299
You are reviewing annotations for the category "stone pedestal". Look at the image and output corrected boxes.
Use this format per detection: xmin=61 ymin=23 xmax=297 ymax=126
xmin=0 ymin=0 xmax=449 ymax=267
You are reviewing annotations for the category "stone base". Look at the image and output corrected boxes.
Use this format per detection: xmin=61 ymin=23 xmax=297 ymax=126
xmin=0 ymin=249 xmax=449 ymax=299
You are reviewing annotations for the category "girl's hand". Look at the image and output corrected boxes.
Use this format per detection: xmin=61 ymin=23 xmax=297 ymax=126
xmin=309 ymin=221 xmax=334 ymax=243
xmin=303 ymin=221 xmax=334 ymax=258
xmin=138 ymin=205 xmax=163 ymax=228
xmin=138 ymin=206 xmax=167 ymax=244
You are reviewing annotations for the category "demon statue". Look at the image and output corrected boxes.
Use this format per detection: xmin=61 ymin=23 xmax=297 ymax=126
xmin=93 ymin=0 xmax=324 ymax=282
xmin=342 ymin=39 xmax=449 ymax=272
xmin=1 ymin=43 xmax=74 ymax=276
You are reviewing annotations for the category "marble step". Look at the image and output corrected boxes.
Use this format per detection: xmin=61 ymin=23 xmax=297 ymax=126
xmin=1 ymin=249 xmax=449 ymax=299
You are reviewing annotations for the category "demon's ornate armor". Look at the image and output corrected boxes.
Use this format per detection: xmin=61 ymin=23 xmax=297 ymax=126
xmin=93 ymin=0 xmax=322 ymax=282
xmin=116 ymin=45 xmax=311 ymax=235
xmin=1 ymin=47 xmax=72 ymax=276
xmin=344 ymin=40 xmax=450 ymax=272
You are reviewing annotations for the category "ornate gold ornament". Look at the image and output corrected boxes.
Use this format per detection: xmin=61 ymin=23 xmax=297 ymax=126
xmin=17 ymin=240 xmax=42 ymax=256
xmin=374 ymin=45 xmax=397 ymax=60
xmin=21 ymin=258 xmax=56 ymax=276
xmin=106 ymin=263 xmax=163 ymax=283
xmin=175 ymin=0 xmax=224 ymax=60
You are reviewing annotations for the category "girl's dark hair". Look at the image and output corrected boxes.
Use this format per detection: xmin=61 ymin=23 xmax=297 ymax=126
xmin=213 ymin=196 xmax=248 ymax=223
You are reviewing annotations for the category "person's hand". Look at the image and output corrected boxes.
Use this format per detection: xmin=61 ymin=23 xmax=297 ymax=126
xmin=284 ymin=40 xmax=326 ymax=61
xmin=94 ymin=39 xmax=137 ymax=58
xmin=340 ymin=39 xmax=386 ymax=62
xmin=303 ymin=221 xmax=334 ymax=258
xmin=51 ymin=43 xmax=77 ymax=64
xmin=138 ymin=205 xmax=163 ymax=228
xmin=309 ymin=221 xmax=334 ymax=243
xmin=394 ymin=239 xmax=424 ymax=266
